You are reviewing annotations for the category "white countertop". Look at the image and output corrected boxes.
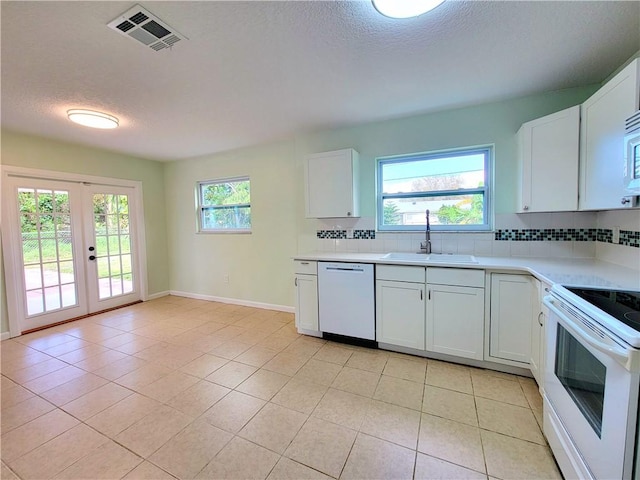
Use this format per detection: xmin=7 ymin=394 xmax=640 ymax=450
xmin=293 ymin=253 xmax=640 ymax=291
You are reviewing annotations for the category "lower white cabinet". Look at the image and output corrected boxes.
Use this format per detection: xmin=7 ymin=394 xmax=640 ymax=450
xmin=294 ymin=261 xmax=319 ymax=335
xmin=376 ymin=265 xmax=426 ymax=350
xmin=530 ymin=280 xmax=548 ymax=387
xmin=488 ymin=273 xmax=537 ymax=365
xmin=426 ymin=268 xmax=485 ymax=361
xmin=376 ymin=280 xmax=425 ymax=350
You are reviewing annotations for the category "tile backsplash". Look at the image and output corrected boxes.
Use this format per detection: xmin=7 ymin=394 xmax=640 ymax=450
xmin=299 ymin=211 xmax=640 ymax=268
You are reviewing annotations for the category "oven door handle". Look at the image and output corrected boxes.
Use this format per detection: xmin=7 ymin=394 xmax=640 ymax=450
xmin=544 ymin=296 xmax=630 ymax=367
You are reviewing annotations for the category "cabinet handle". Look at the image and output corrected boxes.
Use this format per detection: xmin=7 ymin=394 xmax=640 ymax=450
xmin=347 ymin=211 xmax=352 ymax=216
xmin=523 ymin=205 xmax=529 ymax=211
xmin=294 ymin=277 xmax=298 ymax=287
xmin=420 ymin=289 xmax=423 ymax=300
xmin=538 ymin=311 xmax=543 ymax=326
xmin=300 ymin=262 xmax=309 ymax=265
xmin=428 ymin=290 xmax=431 ymax=300
xmin=621 ymin=197 xmax=631 ymax=205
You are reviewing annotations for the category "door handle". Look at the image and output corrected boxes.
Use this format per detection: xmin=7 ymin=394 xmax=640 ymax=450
xmin=89 ymin=255 xmax=96 ymax=261
xmin=294 ymin=277 xmax=298 ymax=287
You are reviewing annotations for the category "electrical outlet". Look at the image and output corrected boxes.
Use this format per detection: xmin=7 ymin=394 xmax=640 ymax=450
xmin=612 ymin=226 xmax=620 ymax=244
xmin=346 ymin=228 xmax=354 ymax=239
xmin=223 ymin=274 xmax=230 ymax=283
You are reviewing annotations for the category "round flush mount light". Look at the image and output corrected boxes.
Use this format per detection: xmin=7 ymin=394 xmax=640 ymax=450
xmin=67 ymin=109 xmax=119 ymax=129
xmin=372 ymin=0 xmax=445 ymax=18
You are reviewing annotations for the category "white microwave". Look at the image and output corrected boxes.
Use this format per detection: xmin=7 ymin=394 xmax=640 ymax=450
xmin=624 ymin=110 xmax=640 ymax=197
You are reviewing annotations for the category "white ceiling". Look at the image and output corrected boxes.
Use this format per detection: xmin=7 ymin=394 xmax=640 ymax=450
xmin=2 ymin=1 xmax=639 ymax=162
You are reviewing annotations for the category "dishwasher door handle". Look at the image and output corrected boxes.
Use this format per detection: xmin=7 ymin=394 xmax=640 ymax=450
xmin=325 ymin=267 xmax=364 ymax=272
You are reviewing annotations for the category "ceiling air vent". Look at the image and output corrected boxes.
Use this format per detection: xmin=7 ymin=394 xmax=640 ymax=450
xmin=108 ymin=4 xmax=186 ymax=51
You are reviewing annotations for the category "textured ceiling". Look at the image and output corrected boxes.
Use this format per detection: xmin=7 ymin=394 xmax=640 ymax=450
xmin=1 ymin=1 xmax=639 ymax=162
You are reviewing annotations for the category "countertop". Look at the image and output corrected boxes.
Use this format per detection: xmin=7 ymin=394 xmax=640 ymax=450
xmin=293 ymin=252 xmax=640 ymax=291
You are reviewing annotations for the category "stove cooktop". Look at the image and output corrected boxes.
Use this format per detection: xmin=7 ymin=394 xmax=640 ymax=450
xmin=566 ymin=286 xmax=640 ymax=333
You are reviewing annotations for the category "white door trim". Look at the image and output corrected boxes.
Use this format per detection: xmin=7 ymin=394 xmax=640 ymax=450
xmin=1 ymin=166 xmax=149 ymax=337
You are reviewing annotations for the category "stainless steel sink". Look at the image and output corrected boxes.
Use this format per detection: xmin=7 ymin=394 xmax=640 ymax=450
xmin=382 ymin=252 xmax=478 ymax=264
xmin=426 ymin=254 xmax=478 ymax=264
xmin=382 ymin=252 xmax=428 ymax=261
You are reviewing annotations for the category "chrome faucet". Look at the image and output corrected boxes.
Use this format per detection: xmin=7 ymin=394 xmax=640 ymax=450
xmin=420 ymin=209 xmax=431 ymax=254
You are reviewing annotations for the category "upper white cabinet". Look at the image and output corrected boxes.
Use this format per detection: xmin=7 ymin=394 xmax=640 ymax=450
xmin=305 ymin=148 xmax=360 ymax=218
xmin=487 ymin=273 xmax=537 ymax=365
xmin=376 ymin=265 xmax=426 ymax=350
xmin=579 ymin=59 xmax=640 ymax=210
xmin=517 ymin=105 xmax=580 ymax=212
xmin=426 ymin=268 xmax=485 ymax=361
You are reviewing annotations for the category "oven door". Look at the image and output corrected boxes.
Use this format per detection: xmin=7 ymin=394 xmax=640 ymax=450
xmin=544 ymin=295 xmax=639 ymax=480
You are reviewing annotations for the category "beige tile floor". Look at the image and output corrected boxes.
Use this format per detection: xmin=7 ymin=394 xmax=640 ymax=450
xmin=0 ymin=296 xmax=561 ymax=480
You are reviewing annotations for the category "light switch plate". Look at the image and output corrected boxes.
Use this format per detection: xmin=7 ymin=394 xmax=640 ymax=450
xmin=612 ymin=226 xmax=620 ymax=244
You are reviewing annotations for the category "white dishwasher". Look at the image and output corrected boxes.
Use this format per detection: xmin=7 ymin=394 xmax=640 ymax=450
xmin=317 ymin=262 xmax=375 ymax=341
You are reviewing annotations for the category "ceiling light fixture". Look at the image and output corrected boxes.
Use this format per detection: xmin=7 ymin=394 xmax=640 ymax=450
xmin=67 ymin=109 xmax=119 ymax=129
xmin=372 ymin=0 xmax=445 ymax=18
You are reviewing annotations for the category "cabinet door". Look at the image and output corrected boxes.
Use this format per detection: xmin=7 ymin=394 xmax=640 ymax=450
xmin=518 ymin=106 xmax=580 ymax=212
xmin=295 ymin=274 xmax=318 ymax=332
xmin=426 ymin=284 xmax=484 ymax=360
xmin=489 ymin=274 xmax=535 ymax=364
xmin=376 ymin=280 xmax=425 ymax=350
xmin=529 ymin=279 xmax=543 ymax=385
xmin=305 ymin=149 xmax=359 ymax=218
xmin=579 ymin=59 xmax=640 ymax=210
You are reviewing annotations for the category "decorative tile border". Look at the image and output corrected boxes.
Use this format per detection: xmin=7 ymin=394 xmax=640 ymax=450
xmin=620 ymin=230 xmax=639 ymax=248
xmin=316 ymin=228 xmax=637 ymax=247
xmin=316 ymin=229 xmax=376 ymax=240
xmin=597 ymin=229 xmax=613 ymax=243
xmin=353 ymin=229 xmax=376 ymax=239
xmin=494 ymin=228 xmax=597 ymax=242
xmin=494 ymin=228 xmax=639 ymax=248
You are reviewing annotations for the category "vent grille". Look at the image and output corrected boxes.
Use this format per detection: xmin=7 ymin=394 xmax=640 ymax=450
xmin=108 ymin=4 xmax=186 ymax=52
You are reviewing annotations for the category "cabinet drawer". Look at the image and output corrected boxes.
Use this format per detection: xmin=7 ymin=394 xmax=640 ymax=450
xmin=427 ymin=268 xmax=484 ymax=288
xmin=294 ymin=260 xmax=317 ymax=275
xmin=377 ymin=265 xmax=425 ymax=283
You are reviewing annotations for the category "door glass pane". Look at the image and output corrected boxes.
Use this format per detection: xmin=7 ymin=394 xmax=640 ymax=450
xmin=92 ymin=193 xmax=134 ymax=300
xmin=18 ymin=187 xmax=78 ymax=316
xmin=44 ymin=286 xmax=61 ymax=310
xmin=555 ymin=324 xmax=606 ymax=437
xmin=42 ymin=263 xmax=60 ymax=287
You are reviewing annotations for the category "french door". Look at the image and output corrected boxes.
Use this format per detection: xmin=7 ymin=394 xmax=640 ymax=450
xmin=2 ymin=172 xmax=143 ymax=334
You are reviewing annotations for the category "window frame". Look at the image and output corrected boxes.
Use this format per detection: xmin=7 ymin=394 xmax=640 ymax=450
xmin=376 ymin=145 xmax=493 ymax=232
xmin=196 ymin=176 xmax=252 ymax=234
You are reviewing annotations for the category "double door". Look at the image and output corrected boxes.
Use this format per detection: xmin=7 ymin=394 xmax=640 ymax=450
xmin=3 ymin=174 xmax=142 ymax=334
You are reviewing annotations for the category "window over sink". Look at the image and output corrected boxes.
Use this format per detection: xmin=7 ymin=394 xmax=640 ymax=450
xmin=376 ymin=146 xmax=492 ymax=232
xmin=197 ymin=176 xmax=251 ymax=233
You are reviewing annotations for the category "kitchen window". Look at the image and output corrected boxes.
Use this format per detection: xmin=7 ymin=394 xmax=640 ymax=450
xmin=197 ymin=177 xmax=251 ymax=233
xmin=377 ymin=146 xmax=492 ymax=231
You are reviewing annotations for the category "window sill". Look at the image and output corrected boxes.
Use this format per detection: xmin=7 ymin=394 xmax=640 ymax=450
xmin=197 ymin=230 xmax=252 ymax=234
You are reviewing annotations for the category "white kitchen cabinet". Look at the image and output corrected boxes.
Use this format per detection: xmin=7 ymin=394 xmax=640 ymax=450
xmin=304 ymin=148 xmax=359 ymax=218
xmin=376 ymin=265 xmax=426 ymax=350
xmin=426 ymin=268 xmax=485 ymax=360
xmin=294 ymin=261 xmax=320 ymax=336
xmin=517 ymin=105 xmax=580 ymax=212
xmin=530 ymin=280 xmax=549 ymax=388
xmin=579 ymin=59 xmax=640 ymax=210
xmin=488 ymin=273 xmax=537 ymax=365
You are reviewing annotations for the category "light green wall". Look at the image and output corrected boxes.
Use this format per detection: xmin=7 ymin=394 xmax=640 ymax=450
xmin=0 ymin=130 xmax=170 ymax=333
xmin=294 ymin=85 xmax=599 ymax=221
xmin=164 ymin=140 xmax=298 ymax=308
xmin=166 ymin=85 xmax=598 ymax=307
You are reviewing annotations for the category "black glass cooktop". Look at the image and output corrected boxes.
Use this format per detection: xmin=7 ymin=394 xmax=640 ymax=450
xmin=566 ymin=287 xmax=640 ymax=332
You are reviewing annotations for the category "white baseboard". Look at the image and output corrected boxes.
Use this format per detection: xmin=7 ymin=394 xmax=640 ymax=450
xmin=1 ymin=332 xmax=11 ymax=341
xmin=169 ymin=290 xmax=295 ymax=313
xmin=146 ymin=290 xmax=170 ymax=301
